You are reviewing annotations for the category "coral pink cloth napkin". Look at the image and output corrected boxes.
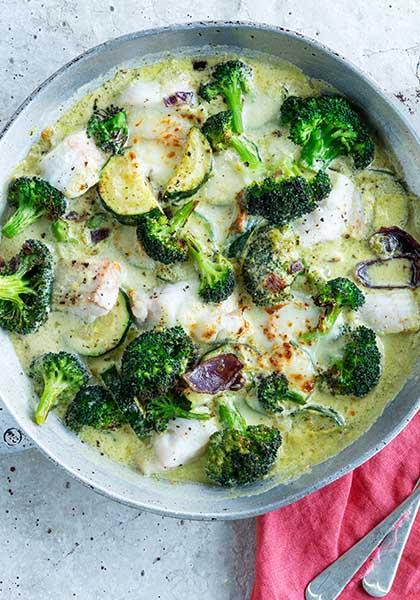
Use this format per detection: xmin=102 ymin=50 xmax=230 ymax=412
xmin=250 ymin=412 xmax=419 ymax=600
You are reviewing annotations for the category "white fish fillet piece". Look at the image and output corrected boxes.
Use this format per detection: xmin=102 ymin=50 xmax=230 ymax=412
xmin=54 ymin=259 xmax=122 ymax=322
xmin=133 ymin=281 xmax=248 ymax=344
xmin=294 ymin=172 xmax=365 ymax=247
xmin=119 ymin=80 xmax=163 ymax=107
xmin=358 ymin=290 xmax=419 ymax=334
xmin=139 ymin=417 xmax=218 ymax=475
xmin=40 ymin=131 xmax=106 ymax=198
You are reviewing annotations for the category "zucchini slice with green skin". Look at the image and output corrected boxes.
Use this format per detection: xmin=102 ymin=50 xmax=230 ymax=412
xmin=98 ymin=152 xmax=159 ymax=224
xmin=163 ymin=127 xmax=213 ymax=202
xmin=182 ymin=209 xmax=214 ymax=248
xmin=65 ymin=291 xmax=132 ymax=357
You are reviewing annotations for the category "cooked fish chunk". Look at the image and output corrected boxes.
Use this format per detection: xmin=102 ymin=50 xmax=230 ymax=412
xmin=247 ymin=299 xmax=320 ymax=350
xmin=139 ymin=416 xmax=218 ymax=475
xmin=54 ymin=259 xmax=122 ymax=321
xmin=119 ymin=80 xmax=163 ymax=107
xmin=128 ymin=288 xmax=150 ymax=322
xmin=131 ymin=139 xmax=183 ymax=188
xmin=134 ymin=281 xmax=249 ymax=343
xmin=358 ymin=290 xmax=419 ymax=334
xmin=129 ymin=107 xmax=190 ymax=145
xmin=162 ymin=74 xmax=195 ymax=98
xmin=294 ymin=172 xmax=365 ymax=247
xmin=120 ymin=76 xmax=194 ymax=108
xmin=243 ymin=92 xmax=285 ymax=130
xmin=40 ymin=130 xmax=106 ymax=198
xmin=201 ymin=153 xmax=254 ymax=206
xmin=266 ymin=343 xmax=316 ymax=394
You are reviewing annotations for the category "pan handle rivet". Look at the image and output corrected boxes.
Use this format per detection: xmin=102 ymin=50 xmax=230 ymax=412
xmin=3 ymin=428 xmax=23 ymax=447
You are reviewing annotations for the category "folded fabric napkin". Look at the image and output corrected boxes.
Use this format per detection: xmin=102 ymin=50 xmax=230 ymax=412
xmin=250 ymin=412 xmax=419 ymax=600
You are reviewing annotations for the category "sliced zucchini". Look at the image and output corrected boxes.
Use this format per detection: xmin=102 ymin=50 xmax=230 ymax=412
xmin=297 ymin=404 xmax=345 ymax=427
xmin=98 ymin=152 xmax=159 ymax=224
xmin=163 ymin=127 xmax=212 ymax=202
xmin=65 ymin=291 xmax=131 ymax=357
xmin=183 ymin=209 xmax=214 ymax=247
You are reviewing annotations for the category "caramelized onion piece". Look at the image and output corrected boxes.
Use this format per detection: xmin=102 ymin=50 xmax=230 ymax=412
xmin=369 ymin=226 xmax=420 ymax=258
xmin=356 ymin=256 xmax=419 ymax=289
xmin=183 ymin=353 xmax=244 ymax=394
xmin=359 ymin=226 xmax=420 ymax=289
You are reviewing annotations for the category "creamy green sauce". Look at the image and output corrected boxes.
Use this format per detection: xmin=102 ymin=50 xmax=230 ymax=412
xmin=2 ymin=53 xmax=419 ymax=485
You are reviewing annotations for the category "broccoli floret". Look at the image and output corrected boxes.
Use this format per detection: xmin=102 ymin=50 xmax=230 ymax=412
xmin=87 ymin=102 xmax=128 ymax=155
xmin=322 ymin=326 xmax=381 ymax=397
xmin=121 ymin=326 xmax=197 ymax=401
xmin=257 ymin=373 xmax=306 ymax=413
xmin=185 ymin=235 xmax=235 ymax=303
xmin=302 ymin=277 xmax=365 ymax=342
xmin=2 ymin=177 xmax=66 ymax=239
xmin=314 ymin=277 xmax=365 ymax=323
xmin=242 ymin=226 xmax=299 ymax=306
xmin=101 ymin=365 xmax=207 ymax=437
xmin=65 ymin=384 xmax=125 ymax=432
xmin=199 ymin=60 xmax=252 ymax=134
xmin=146 ymin=394 xmax=210 ymax=433
xmin=255 ymin=372 xmax=345 ymax=426
xmin=281 ymin=94 xmax=374 ymax=169
xmin=0 ymin=240 xmax=54 ymax=334
xmin=101 ymin=365 xmax=151 ymax=437
xmin=245 ymin=170 xmax=331 ymax=225
xmin=136 ymin=200 xmax=196 ymax=264
xmin=202 ymin=111 xmax=261 ymax=168
xmin=226 ymin=215 xmax=263 ymax=259
xmin=30 ymin=352 xmax=89 ymax=425
xmin=206 ymin=399 xmax=282 ymax=486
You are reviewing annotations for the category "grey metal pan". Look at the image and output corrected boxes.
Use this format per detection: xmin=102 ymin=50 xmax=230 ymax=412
xmin=0 ymin=22 xmax=418 ymax=520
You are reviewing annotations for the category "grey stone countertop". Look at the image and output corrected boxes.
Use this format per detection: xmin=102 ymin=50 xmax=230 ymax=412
xmin=0 ymin=1 xmax=419 ymax=598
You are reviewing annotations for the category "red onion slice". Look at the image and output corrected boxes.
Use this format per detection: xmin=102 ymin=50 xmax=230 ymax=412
xmin=163 ymin=92 xmax=195 ymax=107
xmin=370 ymin=226 xmax=420 ymax=257
xmin=356 ymin=255 xmax=419 ymax=289
xmin=183 ymin=353 xmax=244 ymax=394
xmin=359 ymin=226 xmax=420 ymax=288
xmin=90 ymin=228 xmax=110 ymax=244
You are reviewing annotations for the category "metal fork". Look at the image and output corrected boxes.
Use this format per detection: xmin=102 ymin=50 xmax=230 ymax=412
xmin=305 ymin=480 xmax=420 ymax=600
xmin=362 ymin=484 xmax=419 ymax=597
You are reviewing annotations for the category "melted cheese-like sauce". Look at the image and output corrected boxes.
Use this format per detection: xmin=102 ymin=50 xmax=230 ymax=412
xmin=3 ymin=53 xmax=419 ymax=485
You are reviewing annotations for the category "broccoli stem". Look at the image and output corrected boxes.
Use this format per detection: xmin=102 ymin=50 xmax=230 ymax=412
xmin=2 ymin=206 xmax=44 ymax=239
xmin=229 ymin=136 xmax=261 ymax=169
xmin=0 ymin=272 xmax=34 ymax=305
xmin=187 ymin=237 xmax=217 ymax=282
xmin=223 ymin=80 xmax=244 ymax=133
xmin=300 ymin=305 xmax=341 ymax=343
xmin=218 ymin=401 xmax=247 ymax=431
xmin=283 ymin=390 xmax=307 ymax=405
xmin=35 ymin=375 xmax=69 ymax=424
xmin=172 ymin=406 xmax=210 ymax=421
xmin=322 ymin=305 xmax=341 ymax=331
xmin=168 ymin=200 xmax=197 ymax=234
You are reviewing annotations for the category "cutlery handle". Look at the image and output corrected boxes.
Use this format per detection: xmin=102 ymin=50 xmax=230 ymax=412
xmin=305 ymin=484 xmax=420 ymax=600
xmin=362 ymin=495 xmax=419 ymax=597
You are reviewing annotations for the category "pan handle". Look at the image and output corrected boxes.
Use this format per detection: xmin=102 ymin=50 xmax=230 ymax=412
xmin=0 ymin=400 xmax=34 ymax=453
